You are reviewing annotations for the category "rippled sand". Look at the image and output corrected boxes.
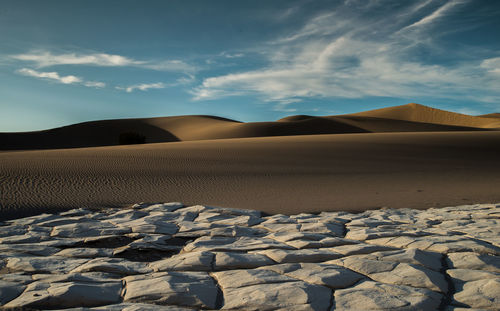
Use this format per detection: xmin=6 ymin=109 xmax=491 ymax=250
xmin=1 ymin=131 xmax=500 ymax=220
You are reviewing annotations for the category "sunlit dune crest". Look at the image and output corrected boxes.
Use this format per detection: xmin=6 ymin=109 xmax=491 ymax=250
xmin=346 ymin=103 xmax=500 ymax=128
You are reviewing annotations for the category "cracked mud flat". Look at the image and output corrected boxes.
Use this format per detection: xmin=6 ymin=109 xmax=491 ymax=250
xmin=0 ymin=203 xmax=499 ymax=310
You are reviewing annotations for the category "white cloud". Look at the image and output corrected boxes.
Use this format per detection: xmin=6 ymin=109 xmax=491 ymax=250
xmin=192 ymin=0 xmax=499 ymax=106
xmin=176 ymin=74 xmax=196 ymax=85
xmin=17 ymin=68 xmax=81 ymax=84
xmin=117 ymin=82 xmax=166 ymax=93
xmin=11 ymin=51 xmax=195 ymax=72
xmin=273 ymin=101 xmax=299 ymax=112
xmin=140 ymin=60 xmax=196 ymax=72
xmin=83 ymin=81 xmax=106 ymax=88
xmin=12 ymin=52 xmax=140 ymax=67
xmin=403 ymin=0 xmax=465 ymax=30
xmin=16 ymin=68 xmax=105 ymax=88
xmin=116 ymin=74 xmax=194 ymax=94
xmin=275 ymin=12 xmax=341 ymax=43
xmin=276 ymin=5 xmax=301 ymax=20
xmin=481 ymin=57 xmax=500 ymax=75
xmin=191 ymin=87 xmax=244 ymax=101
xmin=219 ymin=52 xmax=245 ymax=58
xmin=193 ymin=37 xmax=485 ymax=102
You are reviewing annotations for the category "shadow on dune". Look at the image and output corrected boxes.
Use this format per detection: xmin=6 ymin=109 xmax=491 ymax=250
xmin=0 ymin=119 xmax=180 ymax=150
xmin=227 ymin=117 xmax=370 ymax=137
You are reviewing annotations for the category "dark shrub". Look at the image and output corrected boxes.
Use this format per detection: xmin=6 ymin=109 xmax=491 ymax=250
xmin=119 ymin=132 xmax=146 ymax=145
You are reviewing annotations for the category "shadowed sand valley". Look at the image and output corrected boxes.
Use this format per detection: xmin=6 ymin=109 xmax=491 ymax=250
xmin=1 ymin=103 xmax=500 ymax=220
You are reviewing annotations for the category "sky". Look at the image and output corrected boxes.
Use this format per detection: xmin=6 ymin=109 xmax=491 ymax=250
xmin=1 ymin=0 xmax=499 ymax=131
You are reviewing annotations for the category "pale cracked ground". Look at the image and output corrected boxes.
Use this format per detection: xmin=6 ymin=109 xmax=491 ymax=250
xmin=1 ymin=203 xmax=499 ymax=311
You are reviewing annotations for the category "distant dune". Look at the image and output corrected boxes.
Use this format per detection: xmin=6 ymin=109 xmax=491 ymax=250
xmin=1 ymin=103 xmax=500 ymax=220
xmin=1 ymin=103 xmax=498 ymax=150
xmin=480 ymin=113 xmax=500 ymax=119
xmin=345 ymin=103 xmax=500 ymax=128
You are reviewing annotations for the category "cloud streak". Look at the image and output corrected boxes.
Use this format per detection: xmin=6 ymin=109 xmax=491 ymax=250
xmin=16 ymin=68 xmax=105 ymax=88
xmin=403 ymin=0 xmax=465 ymax=30
xmin=17 ymin=68 xmax=81 ymax=84
xmin=117 ymin=82 xmax=166 ymax=93
xmin=11 ymin=51 xmax=195 ymax=72
xmin=219 ymin=52 xmax=245 ymax=58
xmin=481 ymin=57 xmax=500 ymax=75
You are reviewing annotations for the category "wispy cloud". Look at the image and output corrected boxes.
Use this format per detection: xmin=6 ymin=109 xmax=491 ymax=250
xmin=481 ymin=57 xmax=500 ymax=75
xmin=17 ymin=68 xmax=81 ymax=84
xmin=83 ymin=81 xmax=106 ymax=88
xmin=117 ymin=82 xmax=166 ymax=93
xmin=11 ymin=51 xmax=195 ymax=72
xmin=175 ymin=74 xmax=196 ymax=85
xmin=402 ymin=0 xmax=465 ymax=30
xmin=274 ymin=12 xmax=341 ymax=43
xmin=193 ymin=0 xmax=499 ymax=105
xmin=12 ymin=52 xmax=139 ymax=67
xmin=16 ymin=68 xmax=105 ymax=88
xmin=273 ymin=102 xmax=299 ymax=112
xmin=115 ymin=74 xmax=195 ymax=93
xmin=219 ymin=52 xmax=245 ymax=58
xmin=140 ymin=60 xmax=196 ymax=72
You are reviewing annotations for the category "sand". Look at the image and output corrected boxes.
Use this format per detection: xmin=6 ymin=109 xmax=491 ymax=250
xmin=346 ymin=103 xmax=500 ymax=128
xmin=1 ymin=103 xmax=500 ymax=220
xmin=1 ymin=130 xmax=500 ymax=220
xmin=1 ymin=103 xmax=498 ymax=150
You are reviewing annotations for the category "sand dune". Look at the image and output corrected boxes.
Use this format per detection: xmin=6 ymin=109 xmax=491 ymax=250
xmin=2 ymin=103 xmax=499 ymax=220
xmin=1 ymin=131 xmax=500 ymax=220
xmin=1 ymin=103 xmax=498 ymax=150
xmin=0 ymin=116 xmax=234 ymax=150
xmin=480 ymin=113 xmax=500 ymax=119
xmin=151 ymin=115 xmax=370 ymax=140
xmin=0 ymin=115 xmax=370 ymax=150
xmin=0 ymin=114 xmax=370 ymax=150
xmin=328 ymin=115 xmax=487 ymax=132
xmin=345 ymin=103 xmax=500 ymax=128
xmin=279 ymin=114 xmax=485 ymax=133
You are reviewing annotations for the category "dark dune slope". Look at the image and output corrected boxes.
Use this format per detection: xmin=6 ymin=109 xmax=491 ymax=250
xmin=0 ymin=115 xmax=242 ymax=150
xmin=0 ymin=118 xmax=180 ymax=150
xmin=0 ymin=115 xmax=368 ymax=150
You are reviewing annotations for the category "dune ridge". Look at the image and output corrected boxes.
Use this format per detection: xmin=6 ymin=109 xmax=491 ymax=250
xmin=1 ymin=103 xmax=498 ymax=150
xmin=480 ymin=113 xmax=500 ymax=119
xmin=345 ymin=103 xmax=500 ymax=128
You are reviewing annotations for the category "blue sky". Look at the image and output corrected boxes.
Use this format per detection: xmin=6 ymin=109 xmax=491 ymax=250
xmin=1 ymin=0 xmax=499 ymax=131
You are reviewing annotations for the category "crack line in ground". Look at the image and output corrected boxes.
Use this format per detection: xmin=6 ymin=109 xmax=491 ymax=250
xmin=438 ymin=253 xmax=455 ymax=311
xmin=208 ymin=272 xmax=224 ymax=310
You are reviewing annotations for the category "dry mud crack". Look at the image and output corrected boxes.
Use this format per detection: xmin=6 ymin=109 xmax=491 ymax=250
xmin=1 ymin=203 xmax=499 ymax=310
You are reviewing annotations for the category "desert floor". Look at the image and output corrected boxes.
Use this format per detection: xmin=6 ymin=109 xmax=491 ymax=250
xmin=1 ymin=202 xmax=499 ymax=310
xmin=1 ymin=131 xmax=500 ymax=220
